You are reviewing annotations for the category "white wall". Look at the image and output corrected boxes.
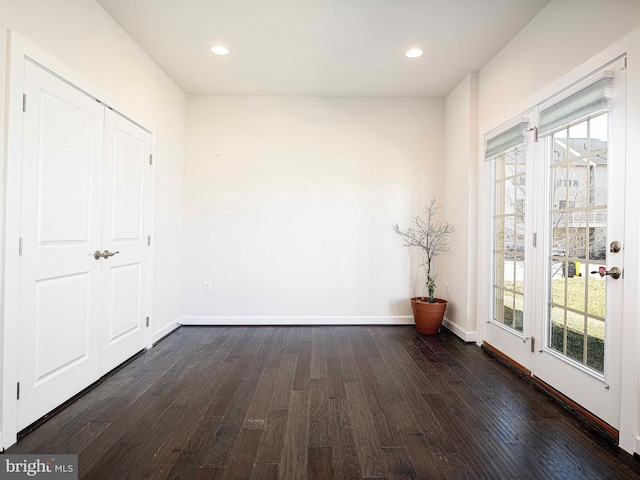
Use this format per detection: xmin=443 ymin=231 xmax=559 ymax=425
xmin=0 ymin=0 xmax=186 ymax=447
xmin=181 ymin=96 xmax=445 ymax=323
xmin=473 ymin=0 xmax=640 ymax=454
xmin=443 ymin=73 xmax=479 ymax=341
xmin=479 ymin=0 xmax=640 ymax=127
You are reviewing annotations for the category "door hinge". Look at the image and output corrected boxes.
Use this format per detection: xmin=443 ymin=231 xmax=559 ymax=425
xmin=149 ymin=154 xmax=153 ymax=166
xmin=19 ymin=237 xmax=23 ymax=256
xmin=528 ymin=126 xmax=538 ymax=142
xmin=17 ymin=382 xmax=20 ymax=400
xmin=146 ymin=316 xmax=150 ymax=328
xmin=532 ymin=233 xmax=537 ymax=248
xmin=22 ymin=94 xmax=27 ymax=112
xmin=147 ymin=235 xmax=151 ymax=246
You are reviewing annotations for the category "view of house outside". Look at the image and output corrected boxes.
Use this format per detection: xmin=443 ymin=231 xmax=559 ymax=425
xmin=548 ymin=113 xmax=608 ymax=373
xmin=493 ymin=145 xmax=526 ymax=333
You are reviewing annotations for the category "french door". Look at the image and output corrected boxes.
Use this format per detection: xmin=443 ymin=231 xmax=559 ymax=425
xmin=532 ymin=67 xmax=626 ymax=427
xmin=485 ymin=62 xmax=626 ymax=428
xmin=17 ymin=60 xmax=151 ymax=430
xmin=484 ymin=116 xmax=536 ymax=370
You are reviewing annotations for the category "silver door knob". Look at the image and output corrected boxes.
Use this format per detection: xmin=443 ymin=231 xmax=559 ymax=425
xmin=591 ymin=266 xmax=621 ymax=279
xmin=93 ymin=250 xmax=120 ymax=260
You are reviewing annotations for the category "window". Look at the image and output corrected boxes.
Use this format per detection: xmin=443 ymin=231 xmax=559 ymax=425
xmin=486 ymin=122 xmax=528 ymax=333
xmin=538 ymin=73 xmax=612 ymax=373
xmin=545 ymin=113 xmax=609 ymax=371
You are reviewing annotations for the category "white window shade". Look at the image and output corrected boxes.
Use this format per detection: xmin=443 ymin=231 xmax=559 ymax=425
xmin=484 ymin=122 xmax=528 ymax=160
xmin=538 ymin=76 xmax=612 ymax=137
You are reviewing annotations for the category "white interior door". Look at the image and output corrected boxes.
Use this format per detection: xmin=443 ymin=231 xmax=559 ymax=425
xmin=100 ymin=111 xmax=151 ymax=373
xmin=17 ymin=61 xmax=152 ymax=430
xmin=17 ymin=61 xmax=104 ymax=429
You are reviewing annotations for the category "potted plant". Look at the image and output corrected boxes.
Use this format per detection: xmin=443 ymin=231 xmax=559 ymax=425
xmin=393 ymin=198 xmax=454 ymax=334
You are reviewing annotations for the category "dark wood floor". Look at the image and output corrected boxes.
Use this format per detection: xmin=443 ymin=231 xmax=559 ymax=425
xmin=7 ymin=326 xmax=640 ymax=479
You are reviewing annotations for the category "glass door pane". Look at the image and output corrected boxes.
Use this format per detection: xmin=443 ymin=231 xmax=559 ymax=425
xmin=547 ymin=113 xmax=608 ymax=373
xmin=493 ymin=145 xmax=526 ymax=332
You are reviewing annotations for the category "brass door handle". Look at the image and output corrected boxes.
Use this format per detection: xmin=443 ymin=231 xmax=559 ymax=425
xmin=94 ymin=250 xmax=120 ymax=260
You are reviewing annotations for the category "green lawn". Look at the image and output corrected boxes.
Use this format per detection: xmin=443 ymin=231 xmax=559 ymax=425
xmin=503 ymin=276 xmax=606 ymax=337
xmin=551 ymin=276 xmax=605 ymax=338
xmin=501 ymin=276 xmax=606 ymax=372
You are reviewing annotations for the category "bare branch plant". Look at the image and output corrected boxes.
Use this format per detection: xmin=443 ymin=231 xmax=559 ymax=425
xmin=393 ymin=199 xmax=454 ymax=303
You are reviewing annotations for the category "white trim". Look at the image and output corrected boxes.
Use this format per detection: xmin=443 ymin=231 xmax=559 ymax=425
xmin=151 ymin=320 xmax=181 ymax=345
xmin=442 ymin=317 xmax=477 ymax=342
xmin=180 ymin=316 xmax=475 ymax=341
xmin=180 ymin=316 xmax=415 ymax=326
xmin=2 ymin=30 xmax=28 ymax=451
xmin=145 ymin=132 xmax=158 ymax=349
xmin=476 ymin=118 xmax=491 ymax=347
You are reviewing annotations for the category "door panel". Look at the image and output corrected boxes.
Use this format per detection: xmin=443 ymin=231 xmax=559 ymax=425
xmin=112 ymin=125 xmax=145 ymax=240
xmin=34 ymin=273 xmax=91 ymax=385
xmin=107 ymin=263 xmax=142 ymax=343
xmin=18 ymin=61 xmax=104 ymax=429
xmin=36 ymin=91 xmax=94 ymax=244
xmin=533 ymin=69 xmax=626 ymax=428
xmin=485 ymin=131 xmax=535 ymax=370
xmin=100 ymin=111 xmax=151 ymax=374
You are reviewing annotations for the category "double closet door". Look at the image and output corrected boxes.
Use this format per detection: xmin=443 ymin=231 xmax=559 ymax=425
xmin=17 ymin=60 xmax=152 ymax=430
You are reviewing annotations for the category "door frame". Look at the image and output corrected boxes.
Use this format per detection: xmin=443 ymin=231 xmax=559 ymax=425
xmin=478 ymin=32 xmax=640 ymax=454
xmin=1 ymin=32 xmax=157 ymax=450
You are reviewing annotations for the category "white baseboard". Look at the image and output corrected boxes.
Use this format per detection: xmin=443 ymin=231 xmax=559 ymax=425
xmin=442 ymin=317 xmax=477 ymax=343
xmin=151 ymin=319 xmax=181 ymax=344
xmin=179 ymin=316 xmax=477 ymax=343
xmin=179 ymin=316 xmax=415 ymax=326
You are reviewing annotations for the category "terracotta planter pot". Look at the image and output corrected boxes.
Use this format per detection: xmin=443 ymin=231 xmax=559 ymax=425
xmin=410 ymin=297 xmax=447 ymax=334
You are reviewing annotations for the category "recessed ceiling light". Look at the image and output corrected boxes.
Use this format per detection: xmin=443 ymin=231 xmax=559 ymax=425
xmin=405 ymin=48 xmax=423 ymax=58
xmin=211 ymin=45 xmax=230 ymax=56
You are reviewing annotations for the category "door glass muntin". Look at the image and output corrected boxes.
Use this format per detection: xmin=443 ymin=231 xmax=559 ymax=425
xmin=493 ymin=145 xmax=526 ymax=333
xmin=546 ymin=113 xmax=608 ymax=374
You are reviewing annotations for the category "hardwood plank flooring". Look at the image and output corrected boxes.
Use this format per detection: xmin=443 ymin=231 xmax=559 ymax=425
xmin=7 ymin=326 xmax=640 ymax=479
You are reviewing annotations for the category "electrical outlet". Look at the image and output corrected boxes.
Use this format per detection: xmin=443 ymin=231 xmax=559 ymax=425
xmin=203 ymin=280 xmax=212 ymax=293
xmin=445 ymin=282 xmax=450 ymax=294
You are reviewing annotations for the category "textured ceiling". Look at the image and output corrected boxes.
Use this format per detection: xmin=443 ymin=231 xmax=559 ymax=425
xmin=96 ymin=0 xmax=550 ymax=97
